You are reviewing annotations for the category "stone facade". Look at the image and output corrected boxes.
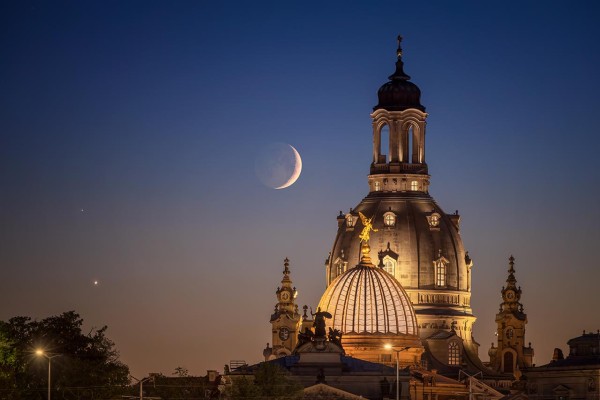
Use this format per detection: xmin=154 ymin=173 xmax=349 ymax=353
xmin=523 ymin=331 xmax=600 ymax=400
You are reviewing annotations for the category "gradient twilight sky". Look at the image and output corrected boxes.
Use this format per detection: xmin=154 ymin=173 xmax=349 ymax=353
xmin=2 ymin=1 xmax=600 ymax=378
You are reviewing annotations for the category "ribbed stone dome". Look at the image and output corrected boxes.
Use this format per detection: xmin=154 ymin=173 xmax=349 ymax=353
xmin=317 ymin=264 xmax=418 ymax=335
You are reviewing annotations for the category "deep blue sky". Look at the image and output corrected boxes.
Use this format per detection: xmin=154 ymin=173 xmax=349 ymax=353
xmin=1 ymin=1 xmax=600 ymax=378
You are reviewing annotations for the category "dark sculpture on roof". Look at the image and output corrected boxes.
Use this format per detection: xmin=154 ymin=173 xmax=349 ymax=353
xmin=311 ymin=307 xmax=332 ymax=338
xmin=297 ymin=327 xmax=314 ymax=347
xmin=328 ymin=327 xmax=343 ymax=347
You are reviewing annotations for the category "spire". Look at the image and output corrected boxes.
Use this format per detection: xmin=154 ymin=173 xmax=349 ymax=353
xmin=273 ymin=258 xmax=299 ymax=317
xmin=388 ymin=35 xmax=411 ymax=81
xmin=499 ymin=255 xmax=524 ymax=312
xmin=506 ymin=255 xmax=517 ymax=288
xmin=282 ymin=257 xmax=291 ymax=284
xmin=396 ymin=35 xmax=403 ymax=58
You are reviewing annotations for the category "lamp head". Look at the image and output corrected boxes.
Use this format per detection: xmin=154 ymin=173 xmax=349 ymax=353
xmin=35 ymin=349 xmax=44 ymax=356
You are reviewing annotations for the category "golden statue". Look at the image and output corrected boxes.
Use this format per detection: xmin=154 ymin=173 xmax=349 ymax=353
xmin=358 ymin=212 xmax=378 ymax=244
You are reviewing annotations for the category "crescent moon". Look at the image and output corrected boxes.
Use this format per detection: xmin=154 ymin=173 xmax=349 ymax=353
xmin=275 ymin=145 xmax=302 ymax=189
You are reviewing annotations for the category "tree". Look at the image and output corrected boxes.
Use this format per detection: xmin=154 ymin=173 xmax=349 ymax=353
xmin=227 ymin=363 xmax=302 ymax=399
xmin=0 ymin=311 xmax=129 ymax=398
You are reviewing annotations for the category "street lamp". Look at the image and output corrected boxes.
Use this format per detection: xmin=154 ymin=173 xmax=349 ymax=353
xmin=384 ymin=344 xmax=410 ymax=400
xmin=130 ymin=375 xmax=156 ymax=400
xmin=35 ymin=349 xmax=61 ymax=400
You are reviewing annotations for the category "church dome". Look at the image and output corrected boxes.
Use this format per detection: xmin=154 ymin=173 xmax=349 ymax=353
xmin=331 ymin=193 xmax=468 ymax=293
xmin=317 ymin=263 xmax=418 ymax=335
xmin=375 ymin=78 xmax=424 ymax=112
xmin=328 ymin=191 xmax=475 ymax=343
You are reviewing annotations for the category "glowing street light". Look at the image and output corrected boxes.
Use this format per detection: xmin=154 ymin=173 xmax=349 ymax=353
xmin=384 ymin=344 xmax=410 ymax=400
xmin=35 ymin=349 xmax=61 ymax=400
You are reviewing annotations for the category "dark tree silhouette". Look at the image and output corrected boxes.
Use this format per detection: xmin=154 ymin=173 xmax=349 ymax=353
xmin=0 ymin=311 xmax=129 ymax=398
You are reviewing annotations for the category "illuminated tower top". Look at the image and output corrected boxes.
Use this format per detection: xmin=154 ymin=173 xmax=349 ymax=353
xmin=370 ymin=36 xmax=429 ymax=192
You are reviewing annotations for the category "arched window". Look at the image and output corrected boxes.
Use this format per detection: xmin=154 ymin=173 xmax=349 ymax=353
xmin=435 ymin=260 xmax=446 ymax=287
xmin=407 ymin=125 xmax=413 ymax=163
xmin=448 ymin=341 xmax=461 ymax=365
xmin=374 ymin=181 xmax=381 ymax=192
xmin=380 ymin=124 xmax=390 ymax=163
xmin=411 ymin=181 xmax=418 ymax=191
xmin=383 ymin=256 xmax=396 ymax=276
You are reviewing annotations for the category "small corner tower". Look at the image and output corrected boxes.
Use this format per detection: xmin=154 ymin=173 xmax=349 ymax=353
xmin=263 ymin=258 xmax=302 ymax=360
xmin=488 ymin=256 xmax=534 ymax=376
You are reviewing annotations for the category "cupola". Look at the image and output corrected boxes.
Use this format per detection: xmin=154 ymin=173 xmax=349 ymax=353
xmin=374 ymin=36 xmax=425 ymax=112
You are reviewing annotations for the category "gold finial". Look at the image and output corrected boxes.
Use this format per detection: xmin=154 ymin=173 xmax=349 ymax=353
xmin=360 ymin=241 xmax=372 ymax=264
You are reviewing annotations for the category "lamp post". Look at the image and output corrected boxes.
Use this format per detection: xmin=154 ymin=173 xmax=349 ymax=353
xmin=130 ymin=375 xmax=155 ymax=400
xmin=384 ymin=344 xmax=410 ymax=400
xmin=35 ymin=349 xmax=60 ymax=400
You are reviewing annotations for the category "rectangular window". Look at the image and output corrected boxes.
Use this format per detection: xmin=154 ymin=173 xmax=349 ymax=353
xmin=448 ymin=342 xmax=460 ymax=365
xmin=436 ymin=262 xmax=446 ymax=287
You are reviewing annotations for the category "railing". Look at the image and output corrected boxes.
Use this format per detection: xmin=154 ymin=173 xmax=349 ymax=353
xmin=370 ymin=163 xmax=428 ymax=174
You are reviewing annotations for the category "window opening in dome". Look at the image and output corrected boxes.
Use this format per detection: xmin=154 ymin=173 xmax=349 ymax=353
xmin=411 ymin=181 xmax=418 ymax=191
xmin=448 ymin=341 xmax=461 ymax=365
xmin=374 ymin=181 xmax=381 ymax=192
xmin=380 ymin=124 xmax=390 ymax=163
xmin=335 ymin=260 xmax=344 ymax=276
xmin=384 ymin=212 xmax=395 ymax=227
xmin=346 ymin=214 xmax=354 ymax=227
xmin=383 ymin=256 xmax=396 ymax=276
xmin=435 ymin=260 xmax=446 ymax=287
